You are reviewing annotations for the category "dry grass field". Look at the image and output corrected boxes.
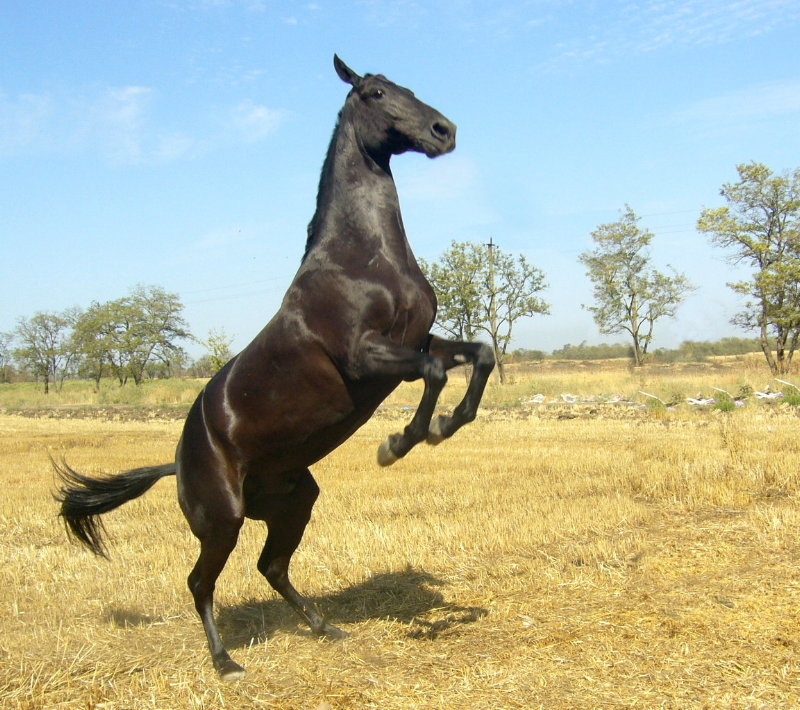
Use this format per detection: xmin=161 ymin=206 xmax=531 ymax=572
xmin=2 ymin=361 xmax=800 ymax=709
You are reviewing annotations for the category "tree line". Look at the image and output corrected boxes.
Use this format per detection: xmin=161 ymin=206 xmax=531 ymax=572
xmin=420 ymin=161 xmax=800 ymax=376
xmin=1 ymin=285 xmax=235 ymax=392
xmin=3 ymin=162 xmax=797 ymax=391
xmin=513 ymin=336 xmax=764 ymax=363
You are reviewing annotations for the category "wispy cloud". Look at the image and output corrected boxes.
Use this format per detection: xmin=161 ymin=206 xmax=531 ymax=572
xmin=396 ymin=153 xmax=480 ymax=201
xmin=0 ymin=91 xmax=53 ymax=152
xmin=180 ymin=0 xmax=272 ymax=11
xmin=543 ymin=0 xmax=800 ymax=69
xmin=393 ymin=153 xmax=497 ymax=242
xmin=92 ymin=86 xmax=160 ymax=164
xmin=666 ymin=79 xmax=800 ymax=128
xmin=356 ymin=0 xmax=559 ymax=34
xmin=229 ymin=101 xmax=286 ymax=143
xmin=0 ymin=85 xmax=286 ymax=165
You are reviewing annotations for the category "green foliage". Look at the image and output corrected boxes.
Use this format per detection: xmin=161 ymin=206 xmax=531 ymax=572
xmin=580 ymin=206 xmax=693 ymax=367
xmin=0 ymin=332 xmax=13 ymax=383
xmin=204 ymin=328 xmax=235 ymax=372
xmin=14 ymin=309 xmax=79 ymax=394
xmin=420 ymin=240 xmax=549 ymax=382
xmin=712 ymin=391 xmax=736 ymax=412
xmin=420 ymin=242 xmax=483 ymax=341
xmin=510 ymin=348 xmax=547 ymax=362
xmin=550 ymin=341 xmax=633 ymax=360
xmin=506 ymin=337 xmax=765 ymax=363
xmin=0 ymin=377 xmax=204 ymax=409
xmin=73 ymin=285 xmax=191 ymax=386
xmin=697 ymin=162 xmax=800 ymax=375
xmin=651 ymin=337 xmax=765 ymax=363
xmin=643 ymin=396 xmax=666 ymax=412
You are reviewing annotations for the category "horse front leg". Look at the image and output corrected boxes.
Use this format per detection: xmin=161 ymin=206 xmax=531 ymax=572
xmin=377 ymin=353 xmax=447 ymax=465
xmin=354 ymin=334 xmax=448 ymax=466
xmin=425 ymin=336 xmax=495 ymax=446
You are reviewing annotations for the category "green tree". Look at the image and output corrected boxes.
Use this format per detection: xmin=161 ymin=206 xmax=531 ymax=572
xmin=0 ymin=331 xmax=14 ymax=383
xmin=421 ymin=240 xmax=549 ymax=383
xmin=14 ymin=310 xmax=78 ymax=393
xmin=551 ymin=341 xmax=633 ymax=360
xmin=697 ymin=162 xmax=800 ymax=375
xmin=72 ymin=301 xmax=114 ymax=388
xmin=200 ymin=328 xmax=235 ymax=374
xmin=73 ymin=285 xmax=191 ymax=385
xmin=580 ymin=206 xmax=693 ymax=367
xmin=421 ymin=242 xmax=483 ymax=341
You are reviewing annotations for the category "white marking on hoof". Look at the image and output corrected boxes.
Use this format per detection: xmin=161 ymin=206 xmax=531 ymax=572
xmin=218 ymin=663 xmax=246 ymax=682
xmin=221 ymin=668 xmax=246 ymax=682
xmin=377 ymin=439 xmax=398 ymax=466
xmin=427 ymin=416 xmax=445 ymax=445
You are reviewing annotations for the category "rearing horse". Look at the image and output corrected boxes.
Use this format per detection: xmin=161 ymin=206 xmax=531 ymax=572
xmin=55 ymin=56 xmax=495 ymax=681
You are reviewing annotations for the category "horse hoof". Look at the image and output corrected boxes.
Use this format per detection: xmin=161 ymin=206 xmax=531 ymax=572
xmin=320 ymin=623 xmax=349 ymax=640
xmin=377 ymin=439 xmax=398 ymax=466
xmin=217 ymin=658 xmax=246 ymax=682
xmin=427 ymin=415 xmax=446 ymax=445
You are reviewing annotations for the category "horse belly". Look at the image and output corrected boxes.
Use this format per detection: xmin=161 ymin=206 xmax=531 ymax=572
xmin=223 ymin=352 xmax=398 ymax=470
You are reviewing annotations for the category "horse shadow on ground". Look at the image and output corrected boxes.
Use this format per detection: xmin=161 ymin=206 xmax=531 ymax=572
xmin=105 ymin=568 xmax=487 ymax=650
xmin=217 ymin=567 xmax=486 ymax=650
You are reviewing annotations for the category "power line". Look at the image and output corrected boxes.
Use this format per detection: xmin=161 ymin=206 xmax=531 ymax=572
xmin=185 ymin=286 xmax=285 ymax=305
xmin=181 ymin=275 xmax=286 ymax=296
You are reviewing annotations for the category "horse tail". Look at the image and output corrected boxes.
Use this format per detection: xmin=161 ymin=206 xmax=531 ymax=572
xmin=53 ymin=460 xmax=176 ymax=558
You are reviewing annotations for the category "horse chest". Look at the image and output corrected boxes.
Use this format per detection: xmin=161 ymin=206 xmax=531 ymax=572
xmin=386 ymin=276 xmax=435 ymax=344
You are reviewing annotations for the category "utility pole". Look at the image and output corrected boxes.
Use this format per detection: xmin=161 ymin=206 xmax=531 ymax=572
xmin=485 ymin=238 xmax=503 ymax=383
xmin=485 ymin=238 xmax=498 ymax=337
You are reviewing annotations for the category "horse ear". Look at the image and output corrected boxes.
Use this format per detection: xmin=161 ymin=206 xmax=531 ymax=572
xmin=333 ymin=55 xmax=361 ymax=87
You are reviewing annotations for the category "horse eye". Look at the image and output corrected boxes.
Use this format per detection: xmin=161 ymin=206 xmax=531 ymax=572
xmin=372 ymin=89 xmax=385 ymax=99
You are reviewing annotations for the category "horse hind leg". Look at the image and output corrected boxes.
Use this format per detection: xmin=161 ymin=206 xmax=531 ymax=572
xmin=251 ymin=468 xmax=346 ymax=639
xmin=180 ymin=446 xmax=246 ymax=677
xmin=187 ymin=516 xmax=245 ymax=680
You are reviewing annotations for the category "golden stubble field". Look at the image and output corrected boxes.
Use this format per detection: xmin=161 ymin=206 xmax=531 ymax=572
xmin=2 ymin=364 xmax=800 ymax=709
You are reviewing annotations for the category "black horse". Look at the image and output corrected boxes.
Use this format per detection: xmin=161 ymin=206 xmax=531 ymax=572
xmin=55 ymin=56 xmax=495 ymax=681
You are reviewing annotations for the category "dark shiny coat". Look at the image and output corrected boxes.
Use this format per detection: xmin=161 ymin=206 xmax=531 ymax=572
xmin=56 ymin=56 xmax=494 ymax=680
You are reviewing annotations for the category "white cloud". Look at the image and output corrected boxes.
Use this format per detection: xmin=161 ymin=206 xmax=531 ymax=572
xmin=0 ymin=85 xmax=286 ymax=164
xmin=94 ymin=86 xmax=153 ymax=163
xmin=229 ymin=100 xmax=286 ymax=143
xmin=668 ymin=80 xmax=800 ymax=126
xmin=0 ymin=91 xmax=53 ymax=151
xmin=542 ymin=0 xmax=800 ymax=69
xmin=395 ymin=153 xmax=480 ymax=201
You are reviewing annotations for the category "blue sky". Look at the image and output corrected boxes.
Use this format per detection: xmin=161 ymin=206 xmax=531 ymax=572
xmin=2 ymin=0 xmax=799 ymax=358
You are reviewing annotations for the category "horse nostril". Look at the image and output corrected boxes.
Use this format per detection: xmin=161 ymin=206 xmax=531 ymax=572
xmin=432 ymin=121 xmax=452 ymax=141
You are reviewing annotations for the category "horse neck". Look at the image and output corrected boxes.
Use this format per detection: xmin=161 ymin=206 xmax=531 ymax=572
xmin=304 ymin=115 xmax=406 ymax=262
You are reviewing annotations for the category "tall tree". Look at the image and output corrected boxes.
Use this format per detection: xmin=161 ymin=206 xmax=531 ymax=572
xmin=580 ymin=206 xmax=693 ymax=367
xmin=127 ymin=285 xmax=191 ymax=383
xmin=201 ymin=328 xmax=235 ymax=374
xmin=73 ymin=285 xmax=191 ymax=385
xmin=14 ymin=310 xmax=78 ymax=393
xmin=72 ymin=301 xmax=114 ymax=388
xmin=421 ymin=242 xmax=483 ymax=342
xmin=697 ymin=162 xmax=800 ymax=375
xmin=421 ymin=240 xmax=549 ymax=383
xmin=0 ymin=331 xmax=14 ymax=383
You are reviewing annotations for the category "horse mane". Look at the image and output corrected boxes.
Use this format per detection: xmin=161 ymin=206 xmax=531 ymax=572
xmin=303 ymin=76 xmax=382 ymax=262
xmin=303 ymin=109 xmax=345 ymax=262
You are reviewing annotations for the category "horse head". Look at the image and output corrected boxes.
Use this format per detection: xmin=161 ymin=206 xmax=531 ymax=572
xmin=333 ymin=54 xmax=456 ymax=160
